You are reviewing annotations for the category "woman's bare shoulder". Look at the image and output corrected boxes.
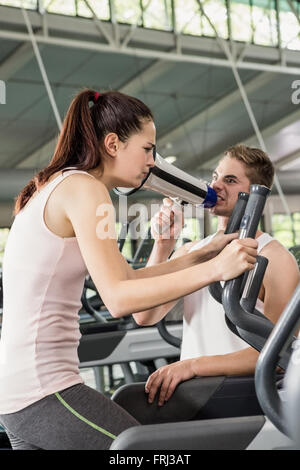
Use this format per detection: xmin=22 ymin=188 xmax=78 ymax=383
xmin=60 ymin=173 xmax=112 ymax=220
xmin=63 ymin=173 xmax=110 ymax=199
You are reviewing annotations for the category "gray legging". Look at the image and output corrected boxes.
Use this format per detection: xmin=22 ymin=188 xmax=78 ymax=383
xmin=0 ymin=383 xmax=139 ymax=450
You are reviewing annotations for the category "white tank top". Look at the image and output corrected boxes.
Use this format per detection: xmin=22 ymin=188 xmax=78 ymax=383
xmin=0 ymin=170 xmax=93 ymax=414
xmin=180 ymin=233 xmax=274 ymax=360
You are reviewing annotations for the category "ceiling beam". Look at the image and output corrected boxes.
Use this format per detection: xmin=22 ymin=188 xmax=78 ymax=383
xmin=1 ymin=6 xmax=300 ymax=75
xmin=197 ymin=107 xmax=300 ymax=171
xmin=17 ymin=58 xmax=176 ymax=169
xmin=17 ymin=136 xmax=58 ymax=170
xmin=119 ymin=60 xmax=175 ymax=97
xmin=157 ymin=71 xmax=275 ymax=160
xmin=0 ymin=168 xmax=298 ymax=204
xmin=0 ymin=169 xmax=35 ymax=201
xmin=0 ymin=168 xmax=162 ymax=202
xmin=0 ymin=41 xmax=38 ymax=81
xmin=274 ymin=149 xmax=300 ymax=170
xmin=1 ymin=27 xmax=300 ymax=76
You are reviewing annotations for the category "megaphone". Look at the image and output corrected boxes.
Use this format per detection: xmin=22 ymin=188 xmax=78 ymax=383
xmin=114 ymin=152 xmax=217 ymax=208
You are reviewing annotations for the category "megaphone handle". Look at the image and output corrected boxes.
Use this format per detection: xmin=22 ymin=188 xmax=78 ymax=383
xmin=169 ymin=197 xmax=184 ymax=206
xmin=153 ymin=198 xmax=183 ymax=235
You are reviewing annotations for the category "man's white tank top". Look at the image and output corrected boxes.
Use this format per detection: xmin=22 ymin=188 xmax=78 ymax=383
xmin=180 ymin=233 xmax=274 ymax=360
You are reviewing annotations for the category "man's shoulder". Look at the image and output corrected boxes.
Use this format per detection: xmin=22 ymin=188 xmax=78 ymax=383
xmin=260 ymin=234 xmax=287 ymax=255
xmin=260 ymin=235 xmax=298 ymax=269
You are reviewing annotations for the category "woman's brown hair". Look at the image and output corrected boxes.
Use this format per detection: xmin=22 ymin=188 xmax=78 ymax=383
xmin=14 ymin=89 xmax=153 ymax=214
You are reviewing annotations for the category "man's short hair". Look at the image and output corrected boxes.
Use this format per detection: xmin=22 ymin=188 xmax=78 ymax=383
xmin=224 ymin=144 xmax=274 ymax=189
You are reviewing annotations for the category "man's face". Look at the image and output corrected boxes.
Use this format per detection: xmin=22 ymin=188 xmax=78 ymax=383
xmin=210 ymin=155 xmax=251 ymax=217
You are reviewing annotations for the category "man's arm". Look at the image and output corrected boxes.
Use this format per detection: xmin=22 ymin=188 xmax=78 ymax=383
xmin=188 ymin=241 xmax=299 ymax=374
xmin=132 ymin=242 xmax=194 ymax=325
xmin=132 ymin=197 xmax=196 ymax=325
xmin=145 ymin=348 xmax=259 ymax=406
xmin=259 ymin=240 xmax=300 ymax=324
xmin=132 ymin=233 xmax=238 ymax=324
xmin=132 ymin=232 xmax=239 ymax=324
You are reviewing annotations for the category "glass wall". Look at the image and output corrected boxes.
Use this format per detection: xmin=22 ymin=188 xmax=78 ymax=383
xmin=0 ymin=228 xmax=9 ymax=267
xmin=1 ymin=0 xmax=299 ymax=50
xmin=0 ymin=211 xmax=298 ymax=274
xmin=210 ymin=212 xmax=300 ymax=249
xmin=272 ymin=212 xmax=300 ymax=249
xmin=116 ymin=216 xmax=203 ymax=261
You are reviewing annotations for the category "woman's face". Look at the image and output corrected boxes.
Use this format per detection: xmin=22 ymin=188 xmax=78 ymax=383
xmin=112 ymin=120 xmax=156 ymax=188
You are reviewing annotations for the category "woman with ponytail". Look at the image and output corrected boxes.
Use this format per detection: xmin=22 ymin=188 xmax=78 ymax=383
xmin=0 ymin=89 xmax=258 ymax=449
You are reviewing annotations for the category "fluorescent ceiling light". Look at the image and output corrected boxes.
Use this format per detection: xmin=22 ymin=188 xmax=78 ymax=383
xmin=164 ymin=156 xmax=177 ymax=164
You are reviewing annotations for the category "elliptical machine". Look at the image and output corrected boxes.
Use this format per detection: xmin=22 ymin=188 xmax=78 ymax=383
xmin=78 ymin=225 xmax=182 ymax=392
xmin=255 ymin=283 xmax=300 ymax=449
xmin=109 ymin=185 xmax=295 ymax=450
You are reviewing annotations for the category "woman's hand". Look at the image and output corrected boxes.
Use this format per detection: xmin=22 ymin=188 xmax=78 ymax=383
xmin=191 ymin=230 xmax=239 ymax=263
xmin=145 ymin=359 xmax=197 ymax=406
xmin=208 ymin=230 xmax=239 ymax=256
xmin=212 ymin=238 xmax=258 ymax=281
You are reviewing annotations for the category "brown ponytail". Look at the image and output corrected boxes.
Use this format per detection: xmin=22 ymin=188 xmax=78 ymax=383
xmin=14 ymin=89 xmax=153 ymax=215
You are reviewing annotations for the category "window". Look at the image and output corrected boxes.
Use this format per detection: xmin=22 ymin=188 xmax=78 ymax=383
xmin=272 ymin=212 xmax=300 ymax=249
xmin=114 ymin=0 xmax=142 ymax=26
xmin=0 ymin=228 xmax=9 ymax=267
xmin=142 ymin=0 xmax=173 ymax=31
xmin=76 ymin=0 xmax=110 ymax=20
xmin=175 ymin=217 xmax=203 ymax=249
xmin=1 ymin=0 xmax=299 ymax=50
xmin=252 ymin=0 xmax=278 ymax=47
xmin=210 ymin=215 xmax=218 ymax=234
xmin=279 ymin=0 xmax=300 ymax=50
xmin=230 ymin=0 xmax=253 ymax=43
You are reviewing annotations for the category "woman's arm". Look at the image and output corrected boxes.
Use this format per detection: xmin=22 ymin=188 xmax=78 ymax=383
xmin=133 ymin=242 xmax=211 ymax=279
xmin=134 ymin=197 xmax=238 ymax=281
xmin=132 ymin=243 xmax=194 ymax=325
xmin=134 ymin=231 xmax=240 ymax=281
xmin=132 ymin=232 xmax=239 ymax=325
xmin=62 ymin=175 xmax=257 ymax=318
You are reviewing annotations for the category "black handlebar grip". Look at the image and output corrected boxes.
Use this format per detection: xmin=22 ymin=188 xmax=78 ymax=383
xmin=238 ymin=185 xmax=270 ymax=240
xmin=255 ymin=284 xmax=300 ymax=437
xmin=156 ymin=319 xmax=181 ymax=349
xmin=209 ymin=192 xmax=249 ymax=304
xmin=224 ymin=192 xmax=249 ymax=234
xmin=240 ymin=255 xmax=268 ymax=314
xmin=222 ymin=184 xmax=272 ymax=349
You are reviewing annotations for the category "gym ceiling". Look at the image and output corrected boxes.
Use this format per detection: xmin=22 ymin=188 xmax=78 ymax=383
xmin=0 ymin=1 xmax=300 ymax=226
